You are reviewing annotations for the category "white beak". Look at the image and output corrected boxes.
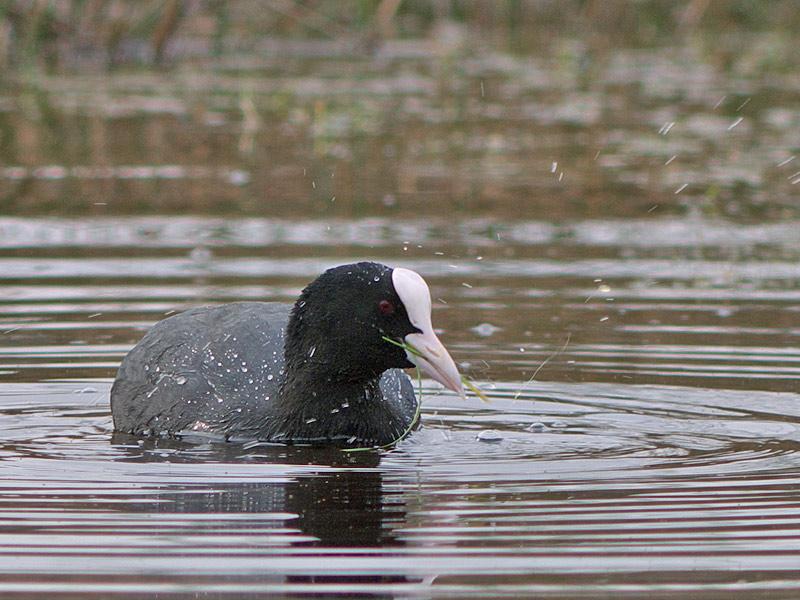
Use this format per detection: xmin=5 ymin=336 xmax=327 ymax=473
xmin=404 ymin=329 xmax=465 ymax=399
xmin=392 ymin=267 xmax=465 ymax=399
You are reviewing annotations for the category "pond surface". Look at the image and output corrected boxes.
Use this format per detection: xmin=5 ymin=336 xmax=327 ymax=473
xmin=1 ymin=36 xmax=800 ymax=598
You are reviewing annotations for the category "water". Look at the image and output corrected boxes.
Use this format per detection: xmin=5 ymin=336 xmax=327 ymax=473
xmin=2 ymin=36 xmax=800 ymax=598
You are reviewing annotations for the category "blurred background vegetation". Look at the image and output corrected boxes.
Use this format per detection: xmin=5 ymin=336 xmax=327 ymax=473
xmin=1 ymin=1 xmax=797 ymax=218
xmin=2 ymin=0 xmax=799 ymax=72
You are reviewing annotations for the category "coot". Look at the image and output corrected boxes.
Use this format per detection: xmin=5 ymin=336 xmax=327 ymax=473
xmin=111 ymin=262 xmax=463 ymax=446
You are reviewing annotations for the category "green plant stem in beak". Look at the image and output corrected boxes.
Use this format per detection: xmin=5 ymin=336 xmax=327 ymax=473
xmin=344 ymin=338 xmax=489 ymax=453
xmin=382 ymin=336 xmax=489 ymax=402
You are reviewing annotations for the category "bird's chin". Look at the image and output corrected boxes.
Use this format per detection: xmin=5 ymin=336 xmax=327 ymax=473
xmin=400 ymin=357 xmax=416 ymax=370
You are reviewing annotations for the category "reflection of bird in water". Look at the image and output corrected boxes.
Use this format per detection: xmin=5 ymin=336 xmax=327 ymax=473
xmin=111 ymin=434 xmax=409 ymax=590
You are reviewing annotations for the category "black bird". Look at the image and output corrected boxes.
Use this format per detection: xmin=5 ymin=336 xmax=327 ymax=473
xmin=111 ymin=262 xmax=463 ymax=446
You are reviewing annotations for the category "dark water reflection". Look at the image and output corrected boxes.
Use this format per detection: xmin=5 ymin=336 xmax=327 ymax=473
xmin=1 ymin=32 xmax=800 ymax=599
xmin=111 ymin=435 xmax=400 ymax=549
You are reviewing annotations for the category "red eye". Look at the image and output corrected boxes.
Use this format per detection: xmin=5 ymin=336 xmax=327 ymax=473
xmin=378 ymin=299 xmax=395 ymax=316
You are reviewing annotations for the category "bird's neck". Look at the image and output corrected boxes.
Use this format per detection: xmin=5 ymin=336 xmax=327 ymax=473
xmin=267 ymin=369 xmax=405 ymax=446
xmin=279 ymin=368 xmax=384 ymax=413
xmin=270 ymin=319 xmax=410 ymax=446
